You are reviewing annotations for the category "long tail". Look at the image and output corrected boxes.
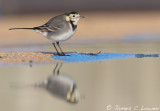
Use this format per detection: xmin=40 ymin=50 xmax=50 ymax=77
xmin=9 ymin=28 xmax=35 ymax=30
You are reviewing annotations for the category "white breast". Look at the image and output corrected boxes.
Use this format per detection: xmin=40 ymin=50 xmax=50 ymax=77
xmin=55 ymin=30 xmax=75 ymax=42
xmin=52 ymin=24 xmax=76 ymax=42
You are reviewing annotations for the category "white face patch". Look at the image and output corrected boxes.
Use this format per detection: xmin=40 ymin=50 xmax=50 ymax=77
xmin=72 ymin=18 xmax=80 ymax=25
xmin=69 ymin=14 xmax=81 ymax=25
xmin=66 ymin=16 xmax=70 ymax=21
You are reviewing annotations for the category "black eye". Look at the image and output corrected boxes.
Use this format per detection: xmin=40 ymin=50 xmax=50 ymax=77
xmin=73 ymin=15 xmax=75 ymax=17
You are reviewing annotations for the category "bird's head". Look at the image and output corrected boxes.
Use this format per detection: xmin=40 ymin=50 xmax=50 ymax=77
xmin=65 ymin=11 xmax=84 ymax=25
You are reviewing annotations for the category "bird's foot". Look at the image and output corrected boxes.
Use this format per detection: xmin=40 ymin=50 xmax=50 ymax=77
xmin=60 ymin=52 xmax=66 ymax=56
xmin=56 ymin=52 xmax=66 ymax=56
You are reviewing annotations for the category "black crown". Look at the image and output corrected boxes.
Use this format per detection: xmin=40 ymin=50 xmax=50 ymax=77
xmin=65 ymin=11 xmax=78 ymax=15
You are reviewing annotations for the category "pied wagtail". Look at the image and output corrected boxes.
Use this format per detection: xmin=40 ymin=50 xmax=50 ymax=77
xmin=9 ymin=11 xmax=84 ymax=56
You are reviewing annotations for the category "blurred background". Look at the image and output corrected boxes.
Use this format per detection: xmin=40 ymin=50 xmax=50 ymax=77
xmin=0 ymin=1 xmax=160 ymax=111
xmin=1 ymin=0 xmax=160 ymax=45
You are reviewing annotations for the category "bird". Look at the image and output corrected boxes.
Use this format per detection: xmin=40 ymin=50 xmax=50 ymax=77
xmin=9 ymin=11 xmax=84 ymax=56
xmin=34 ymin=63 xmax=80 ymax=103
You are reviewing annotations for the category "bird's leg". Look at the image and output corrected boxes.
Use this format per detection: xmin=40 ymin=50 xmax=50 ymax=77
xmin=53 ymin=63 xmax=62 ymax=75
xmin=56 ymin=42 xmax=65 ymax=56
xmin=53 ymin=63 xmax=58 ymax=75
xmin=52 ymin=42 xmax=60 ymax=55
xmin=57 ymin=63 xmax=62 ymax=75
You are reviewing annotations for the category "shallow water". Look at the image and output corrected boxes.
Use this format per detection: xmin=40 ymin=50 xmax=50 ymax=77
xmin=0 ymin=42 xmax=160 ymax=111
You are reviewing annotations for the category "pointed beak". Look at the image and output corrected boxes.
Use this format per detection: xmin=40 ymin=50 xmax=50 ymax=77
xmin=80 ymin=16 xmax=85 ymax=18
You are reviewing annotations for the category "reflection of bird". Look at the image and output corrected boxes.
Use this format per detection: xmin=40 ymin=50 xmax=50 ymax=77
xmin=9 ymin=11 xmax=84 ymax=56
xmin=35 ymin=64 xmax=80 ymax=103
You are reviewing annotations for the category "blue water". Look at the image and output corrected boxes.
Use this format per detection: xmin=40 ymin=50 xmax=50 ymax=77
xmin=52 ymin=53 xmax=160 ymax=63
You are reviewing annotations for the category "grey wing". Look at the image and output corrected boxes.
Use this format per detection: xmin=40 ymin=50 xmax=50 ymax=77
xmin=40 ymin=20 xmax=68 ymax=32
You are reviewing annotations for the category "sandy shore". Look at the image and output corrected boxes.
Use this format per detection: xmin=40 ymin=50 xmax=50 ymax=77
xmin=0 ymin=52 xmax=62 ymax=65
